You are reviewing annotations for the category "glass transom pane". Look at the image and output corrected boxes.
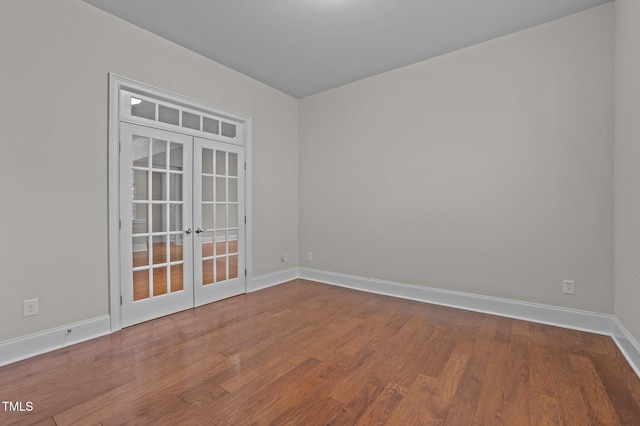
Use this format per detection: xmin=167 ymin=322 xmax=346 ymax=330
xmin=221 ymin=122 xmax=236 ymax=138
xmin=203 ymin=117 xmax=219 ymax=135
xmin=159 ymin=105 xmax=179 ymax=125
xmin=182 ymin=111 xmax=200 ymax=130
xmin=131 ymin=98 xmax=156 ymax=120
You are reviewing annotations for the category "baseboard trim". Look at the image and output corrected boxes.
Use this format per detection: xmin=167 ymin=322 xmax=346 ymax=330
xmin=612 ymin=317 xmax=640 ymax=378
xmin=0 ymin=315 xmax=111 ymax=367
xmin=299 ymin=267 xmax=613 ymax=335
xmin=248 ymin=267 xmax=300 ymax=293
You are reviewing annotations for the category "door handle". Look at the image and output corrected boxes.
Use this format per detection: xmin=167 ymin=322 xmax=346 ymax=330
xmin=196 ymin=228 xmax=215 ymax=233
xmin=184 ymin=228 xmax=192 ymax=235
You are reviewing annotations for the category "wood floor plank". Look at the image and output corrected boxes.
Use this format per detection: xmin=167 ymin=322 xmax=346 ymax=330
xmin=363 ymin=319 xmax=450 ymax=389
xmin=221 ymin=358 xmax=295 ymax=393
xmin=474 ymin=343 xmax=512 ymax=425
xmin=502 ymin=401 xmax=531 ymax=426
xmin=355 ymin=382 xmax=407 ymax=425
xmin=325 ymin=347 xmax=377 ymax=405
xmin=30 ymin=417 xmax=59 ymax=426
xmin=206 ymin=357 xmax=322 ymax=425
xmin=225 ymin=358 xmax=338 ymax=424
xmin=1 ymin=279 xmax=639 ymax=425
xmin=569 ymin=354 xmax=621 ymax=425
xmin=529 ymin=330 xmax=556 ymax=399
xmin=53 ymin=351 xmax=230 ymax=425
xmin=528 ymin=325 xmax=566 ymax=426
xmin=534 ymin=325 xmax=590 ymax=426
xmin=581 ymin=332 xmax=620 ymax=356
xmin=503 ymin=334 xmax=530 ymax=421
xmin=387 ymin=342 xmax=472 ymax=424
xmin=355 ymin=308 xmax=412 ymax=351
xmin=590 ymin=352 xmax=640 ymax=425
xmin=178 ymin=381 xmax=228 ymax=406
xmin=495 ymin=317 xmax=513 ymax=344
xmin=512 ymin=319 xmax=530 ymax=337
xmin=384 ymin=374 xmax=442 ymax=424
xmin=605 ymin=349 xmax=640 ymax=408
xmin=272 ymin=396 xmax=344 ymax=425
xmin=327 ymin=383 xmax=383 ymax=425
xmin=100 ymin=394 xmax=188 ymax=426
xmin=530 ymin=392 xmax=561 ymax=426
xmin=557 ymin=328 xmax=587 ymax=355
xmin=443 ymin=349 xmax=490 ymax=425
xmin=288 ymin=316 xmax=364 ymax=365
xmin=436 ymin=344 xmax=473 ymax=408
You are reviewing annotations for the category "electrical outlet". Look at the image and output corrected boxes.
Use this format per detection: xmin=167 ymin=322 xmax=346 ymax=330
xmin=23 ymin=299 xmax=39 ymax=317
xmin=307 ymin=251 xmax=313 ymax=261
xmin=280 ymin=254 xmax=288 ymax=263
xmin=562 ymin=280 xmax=575 ymax=295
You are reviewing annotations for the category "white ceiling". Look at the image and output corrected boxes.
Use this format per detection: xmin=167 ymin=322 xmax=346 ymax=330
xmin=83 ymin=0 xmax=611 ymax=98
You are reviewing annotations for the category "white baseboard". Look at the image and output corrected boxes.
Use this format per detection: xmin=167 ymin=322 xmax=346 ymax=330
xmin=612 ymin=317 xmax=640 ymax=378
xmin=0 ymin=315 xmax=111 ymax=367
xmin=299 ymin=267 xmax=613 ymax=334
xmin=248 ymin=267 xmax=300 ymax=293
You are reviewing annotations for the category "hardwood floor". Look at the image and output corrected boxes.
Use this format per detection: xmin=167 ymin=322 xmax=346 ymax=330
xmin=1 ymin=279 xmax=639 ymax=425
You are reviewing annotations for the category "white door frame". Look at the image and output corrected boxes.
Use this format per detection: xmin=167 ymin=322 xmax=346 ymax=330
xmin=107 ymin=74 xmax=253 ymax=332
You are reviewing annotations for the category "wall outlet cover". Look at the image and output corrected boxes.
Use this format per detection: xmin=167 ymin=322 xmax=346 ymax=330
xmin=23 ymin=299 xmax=39 ymax=316
xmin=562 ymin=280 xmax=575 ymax=295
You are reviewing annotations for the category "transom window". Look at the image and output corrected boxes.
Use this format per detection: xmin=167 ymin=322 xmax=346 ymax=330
xmin=120 ymin=90 xmax=240 ymax=142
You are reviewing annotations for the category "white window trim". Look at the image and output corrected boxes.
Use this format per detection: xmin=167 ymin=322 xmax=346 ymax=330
xmin=107 ymin=73 xmax=253 ymax=332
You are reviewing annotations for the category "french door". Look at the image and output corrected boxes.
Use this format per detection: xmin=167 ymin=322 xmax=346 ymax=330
xmin=119 ymin=122 xmax=245 ymax=326
xmin=193 ymin=137 xmax=245 ymax=306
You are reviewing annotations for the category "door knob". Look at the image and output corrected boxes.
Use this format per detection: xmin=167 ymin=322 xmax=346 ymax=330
xmin=195 ymin=227 xmax=203 ymax=234
xmin=185 ymin=228 xmax=192 ymax=235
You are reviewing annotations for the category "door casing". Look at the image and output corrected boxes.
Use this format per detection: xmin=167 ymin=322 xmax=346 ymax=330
xmin=108 ymin=74 xmax=253 ymax=332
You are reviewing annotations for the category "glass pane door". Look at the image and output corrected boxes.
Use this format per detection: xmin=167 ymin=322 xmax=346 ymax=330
xmin=120 ymin=123 xmax=194 ymax=327
xmin=193 ymin=137 xmax=245 ymax=306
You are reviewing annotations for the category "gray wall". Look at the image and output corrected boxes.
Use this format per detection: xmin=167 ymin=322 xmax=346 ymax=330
xmin=614 ymin=0 xmax=640 ymax=344
xmin=0 ymin=0 xmax=299 ymax=341
xmin=299 ymin=4 xmax=615 ymax=313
